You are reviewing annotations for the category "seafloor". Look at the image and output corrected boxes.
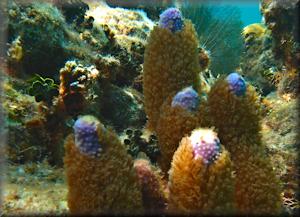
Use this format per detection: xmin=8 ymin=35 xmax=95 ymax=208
xmin=2 ymin=95 xmax=299 ymax=215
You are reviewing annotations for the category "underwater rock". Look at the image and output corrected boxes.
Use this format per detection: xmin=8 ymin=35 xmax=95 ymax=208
xmin=2 ymin=77 xmax=69 ymax=165
xmin=3 ymin=96 xmax=62 ymax=165
xmin=261 ymin=0 xmax=300 ymax=68
xmin=2 ymin=2 xmax=298 ymax=215
xmin=95 ymin=44 xmax=143 ymax=87
xmin=240 ymin=23 xmax=278 ymax=95
xmin=262 ymin=94 xmax=299 ymax=215
xmin=85 ymin=1 xmax=154 ymax=87
xmin=53 ymin=0 xmax=89 ymax=25
xmin=58 ymin=60 xmax=146 ymax=132
xmin=105 ymin=0 xmax=171 ymax=21
xmin=260 ymin=0 xmax=299 ymax=97
xmin=86 ymin=1 xmax=153 ymax=53
xmin=95 ymin=85 xmax=146 ymax=132
xmin=7 ymin=2 xmax=70 ymax=78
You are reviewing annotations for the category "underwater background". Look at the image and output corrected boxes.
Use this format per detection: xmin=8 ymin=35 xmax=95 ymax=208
xmin=0 ymin=0 xmax=299 ymax=215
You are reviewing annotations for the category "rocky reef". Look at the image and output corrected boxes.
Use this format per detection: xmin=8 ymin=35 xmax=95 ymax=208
xmin=239 ymin=0 xmax=299 ymax=99
xmin=1 ymin=1 xmax=299 ymax=216
xmin=2 ymin=0 xmax=150 ymax=167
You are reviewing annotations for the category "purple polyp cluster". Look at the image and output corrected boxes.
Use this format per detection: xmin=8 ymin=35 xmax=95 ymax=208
xmin=190 ymin=129 xmax=221 ymax=165
xmin=226 ymin=72 xmax=246 ymax=96
xmin=158 ymin=8 xmax=184 ymax=33
xmin=73 ymin=115 xmax=102 ymax=158
xmin=171 ymin=86 xmax=200 ymax=112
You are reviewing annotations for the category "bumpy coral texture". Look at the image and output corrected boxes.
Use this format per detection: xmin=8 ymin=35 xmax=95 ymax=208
xmin=73 ymin=115 xmax=102 ymax=157
xmin=206 ymin=77 xmax=261 ymax=145
xmin=226 ymin=72 xmax=247 ymax=96
xmin=206 ymin=77 xmax=282 ymax=215
xmin=58 ymin=61 xmax=87 ymax=115
xmin=156 ymin=94 xmax=201 ymax=174
xmin=143 ymin=20 xmax=200 ymax=130
xmin=133 ymin=159 xmax=167 ymax=214
xmin=171 ymin=86 xmax=200 ymax=112
xmin=168 ymin=128 xmax=235 ymax=215
xmin=159 ymin=8 xmax=184 ymax=33
xmin=64 ymin=116 xmax=143 ymax=215
xmin=190 ymin=128 xmax=221 ymax=164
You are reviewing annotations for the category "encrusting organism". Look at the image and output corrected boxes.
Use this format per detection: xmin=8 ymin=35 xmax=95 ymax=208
xmin=168 ymin=128 xmax=235 ymax=215
xmin=64 ymin=115 xmax=143 ymax=215
xmin=158 ymin=7 xmax=184 ymax=33
xmin=143 ymin=7 xmax=200 ymax=131
xmin=58 ymin=61 xmax=99 ymax=116
xmin=171 ymin=86 xmax=200 ymax=112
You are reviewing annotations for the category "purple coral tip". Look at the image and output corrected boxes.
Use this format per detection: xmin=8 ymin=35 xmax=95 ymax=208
xmin=226 ymin=72 xmax=246 ymax=96
xmin=73 ymin=115 xmax=102 ymax=157
xmin=159 ymin=8 xmax=184 ymax=33
xmin=190 ymin=128 xmax=221 ymax=164
xmin=171 ymin=86 xmax=200 ymax=112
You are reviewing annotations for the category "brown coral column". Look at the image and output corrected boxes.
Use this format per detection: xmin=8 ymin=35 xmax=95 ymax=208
xmin=156 ymin=95 xmax=201 ymax=174
xmin=64 ymin=123 xmax=143 ymax=215
xmin=206 ymin=78 xmax=282 ymax=215
xmin=143 ymin=20 xmax=201 ymax=131
xmin=206 ymin=78 xmax=262 ymax=146
xmin=133 ymin=159 xmax=167 ymax=214
xmin=168 ymin=129 xmax=235 ymax=215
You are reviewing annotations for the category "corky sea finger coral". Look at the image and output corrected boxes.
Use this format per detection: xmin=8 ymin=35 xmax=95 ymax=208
xmin=206 ymin=72 xmax=282 ymax=214
xmin=64 ymin=115 xmax=143 ymax=215
xmin=143 ymin=8 xmax=200 ymax=130
xmin=156 ymin=86 xmax=202 ymax=174
xmin=206 ymin=72 xmax=260 ymax=145
xmin=133 ymin=159 xmax=167 ymax=214
xmin=168 ymin=128 xmax=235 ymax=215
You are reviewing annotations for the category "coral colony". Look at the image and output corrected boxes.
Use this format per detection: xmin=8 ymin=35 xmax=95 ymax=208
xmin=3 ymin=1 xmax=299 ymax=216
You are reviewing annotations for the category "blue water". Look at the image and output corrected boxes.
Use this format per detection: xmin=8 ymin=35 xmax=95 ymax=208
xmin=212 ymin=0 xmax=262 ymax=26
